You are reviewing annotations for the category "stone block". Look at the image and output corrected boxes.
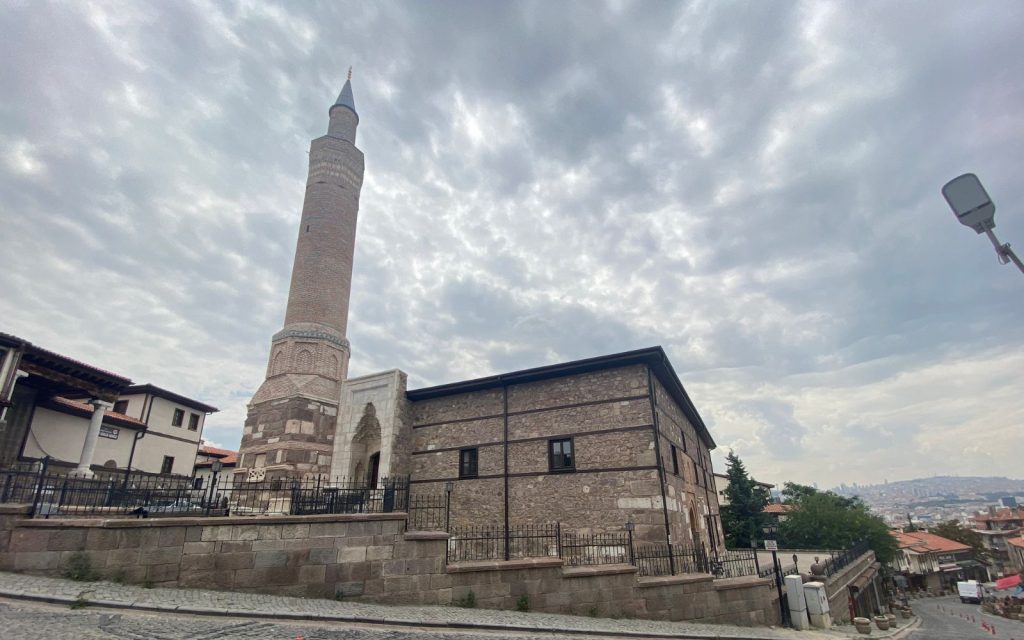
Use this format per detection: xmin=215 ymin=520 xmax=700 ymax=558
xmin=139 ymin=529 xmax=163 ymax=549
xmin=158 ymin=527 xmax=187 ymax=547
xmin=280 ymin=523 xmax=309 ymax=539
xmin=14 ymin=551 xmax=60 ymax=571
xmin=185 ymin=526 xmax=203 ymax=542
xmin=147 ymin=563 xmax=180 ymax=583
xmin=234 ymin=565 xmax=299 ymax=586
xmin=232 ymin=525 xmax=260 ymax=541
xmin=217 ymin=540 xmax=253 ymax=553
xmin=105 ymin=548 xmax=141 ymax=567
xmin=309 ymin=522 xmax=349 ymax=538
xmin=339 ymin=546 xmax=366 ymax=563
xmin=180 ymin=554 xmax=210 ymax=573
xmin=179 ymin=569 xmax=233 ymax=589
xmin=308 ymin=547 xmax=336 ymax=565
xmin=334 ymin=581 xmax=364 ymax=597
xmin=117 ymin=529 xmax=143 ymax=548
xmin=215 ymin=552 xmax=254 ymax=570
xmin=365 ymin=545 xmax=392 ymax=561
xmin=85 ymin=529 xmax=120 ymax=550
xmin=254 ymin=550 xmax=289 ymax=568
xmin=140 ymin=546 xmax=181 ymax=566
xmin=257 ymin=525 xmax=283 ymax=540
xmin=201 ymin=525 xmax=234 ymax=542
xmin=9 ymin=529 xmax=49 ymax=552
xmin=299 ymin=564 xmax=326 ymax=584
xmin=183 ymin=541 xmax=215 ymax=555
xmin=47 ymin=529 xmax=87 ymax=552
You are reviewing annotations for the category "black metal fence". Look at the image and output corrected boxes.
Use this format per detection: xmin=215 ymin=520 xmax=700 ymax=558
xmin=407 ymin=493 xmax=448 ymax=531
xmin=819 ymin=540 xmax=871 ymax=577
xmin=635 ymin=542 xmax=712 ymax=576
xmin=2 ymin=459 xmax=416 ymax=519
xmin=562 ymin=531 xmax=633 ymax=566
xmin=447 ymin=523 xmax=561 ymax=563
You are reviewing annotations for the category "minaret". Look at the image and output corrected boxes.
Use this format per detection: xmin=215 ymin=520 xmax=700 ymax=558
xmin=237 ymin=71 xmax=364 ymax=481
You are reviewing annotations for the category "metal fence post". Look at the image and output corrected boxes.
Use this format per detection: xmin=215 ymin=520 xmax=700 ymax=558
xmin=29 ymin=456 xmax=50 ymax=518
xmin=556 ymin=522 xmax=562 ymax=559
xmin=627 ymin=528 xmax=635 ymax=566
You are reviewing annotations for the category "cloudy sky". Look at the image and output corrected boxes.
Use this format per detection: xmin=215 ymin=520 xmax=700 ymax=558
xmin=2 ymin=0 xmax=1022 ymax=488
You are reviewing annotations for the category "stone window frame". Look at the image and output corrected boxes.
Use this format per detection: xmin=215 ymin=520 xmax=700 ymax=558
xmin=458 ymin=448 xmax=478 ymax=479
xmin=548 ymin=437 xmax=575 ymax=473
xmin=171 ymin=408 xmax=184 ymax=427
xmin=187 ymin=412 xmax=200 ymax=431
xmin=670 ymin=444 xmax=680 ymax=476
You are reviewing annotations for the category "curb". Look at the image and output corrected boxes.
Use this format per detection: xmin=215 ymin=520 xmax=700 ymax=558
xmin=0 ymin=587 xmax=811 ymax=640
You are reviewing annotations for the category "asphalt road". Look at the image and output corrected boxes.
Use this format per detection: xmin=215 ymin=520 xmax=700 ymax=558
xmin=909 ymin=595 xmax=1024 ymax=640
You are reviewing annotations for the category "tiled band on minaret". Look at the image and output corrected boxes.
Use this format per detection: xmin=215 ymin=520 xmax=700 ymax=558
xmin=236 ymin=76 xmax=363 ymax=481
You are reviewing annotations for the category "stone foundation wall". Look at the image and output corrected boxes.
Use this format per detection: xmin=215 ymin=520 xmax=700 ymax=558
xmin=0 ymin=508 xmax=778 ymax=626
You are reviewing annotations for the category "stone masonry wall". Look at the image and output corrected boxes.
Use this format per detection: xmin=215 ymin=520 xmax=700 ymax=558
xmin=0 ymin=507 xmax=779 ymax=626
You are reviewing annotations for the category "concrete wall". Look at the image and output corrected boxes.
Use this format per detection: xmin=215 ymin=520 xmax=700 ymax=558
xmin=0 ymin=508 xmax=778 ymax=626
xmin=24 ymin=407 xmax=135 ymax=469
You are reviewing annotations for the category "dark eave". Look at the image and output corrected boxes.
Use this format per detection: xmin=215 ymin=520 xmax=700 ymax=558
xmin=122 ymin=384 xmax=219 ymax=413
xmin=406 ymin=346 xmax=716 ymax=449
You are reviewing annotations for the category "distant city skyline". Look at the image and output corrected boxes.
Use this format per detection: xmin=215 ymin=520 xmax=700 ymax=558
xmin=1 ymin=2 xmax=1023 ymax=486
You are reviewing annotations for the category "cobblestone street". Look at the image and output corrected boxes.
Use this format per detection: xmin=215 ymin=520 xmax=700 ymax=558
xmin=0 ymin=571 xmax=829 ymax=640
xmin=909 ymin=595 xmax=1024 ymax=640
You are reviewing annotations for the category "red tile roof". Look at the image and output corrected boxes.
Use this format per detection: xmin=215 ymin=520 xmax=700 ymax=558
xmin=196 ymin=446 xmax=237 ymax=466
xmin=763 ymin=503 xmax=795 ymax=514
xmin=893 ymin=531 xmax=971 ymax=554
xmin=974 ymin=507 xmax=1024 ymax=523
xmin=49 ymin=396 xmax=146 ymax=428
xmin=1008 ymin=537 xmax=1024 ymax=550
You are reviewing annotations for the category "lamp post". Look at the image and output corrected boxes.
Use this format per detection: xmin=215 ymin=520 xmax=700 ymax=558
xmin=942 ymin=173 xmax=1024 ymax=275
xmin=205 ymin=459 xmax=223 ymax=516
xmin=444 ymin=480 xmax=454 ymax=532
xmin=626 ymin=520 xmax=636 ymax=565
xmin=763 ymin=523 xmax=788 ymax=626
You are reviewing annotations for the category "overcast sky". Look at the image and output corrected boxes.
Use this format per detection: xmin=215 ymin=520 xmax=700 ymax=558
xmin=2 ymin=1 xmax=1022 ymax=488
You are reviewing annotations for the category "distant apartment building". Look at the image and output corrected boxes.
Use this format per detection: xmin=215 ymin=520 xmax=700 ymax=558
xmin=0 ymin=332 xmax=217 ymax=476
xmin=971 ymin=505 xmax=1024 ymax=578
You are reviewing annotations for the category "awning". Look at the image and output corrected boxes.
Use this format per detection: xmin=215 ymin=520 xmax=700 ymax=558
xmin=939 ymin=563 xmax=962 ymax=573
xmin=850 ymin=562 xmax=881 ymax=591
xmin=995 ymin=574 xmax=1022 ymax=590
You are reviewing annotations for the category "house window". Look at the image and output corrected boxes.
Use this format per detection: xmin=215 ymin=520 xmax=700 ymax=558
xmin=192 ymin=476 xmax=204 ymax=490
xmin=548 ymin=438 xmax=574 ymax=472
xmin=670 ymin=444 xmax=679 ymax=475
xmin=459 ymin=448 xmax=478 ymax=478
xmin=680 ymin=431 xmax=687 ymax=452
xmin=171 ymin=409 xmax=184 ymax=427
xmin=160 ymin=456 xmax=174 ymax=475
xmin=112 ymin=400 xmax=129 ymax=414
xmin=188 ymin=413 xmax=200 ymax=431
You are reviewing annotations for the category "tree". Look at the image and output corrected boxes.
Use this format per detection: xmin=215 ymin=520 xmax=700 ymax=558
xmin=720 ymin=452 xmax=770 ymax=549
xmin=905 ymin=514 xmax=918 ymax=532
xmin=778 ymin=488 xmax=899 ymax=564
xmin=929 ymin=520 xmax=989 ymax=562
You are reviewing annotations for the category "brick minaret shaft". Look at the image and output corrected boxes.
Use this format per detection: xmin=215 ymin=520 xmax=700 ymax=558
xmin=237 ymin=75 xmax=364 ymax=480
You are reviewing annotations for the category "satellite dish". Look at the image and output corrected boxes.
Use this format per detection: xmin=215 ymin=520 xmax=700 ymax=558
xmin=941 ymin=173 xmax=995 ymax=234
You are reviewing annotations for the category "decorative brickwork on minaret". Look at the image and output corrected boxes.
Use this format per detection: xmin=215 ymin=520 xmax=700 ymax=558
xmin=236 ymin=76 xmax=364 ymax=480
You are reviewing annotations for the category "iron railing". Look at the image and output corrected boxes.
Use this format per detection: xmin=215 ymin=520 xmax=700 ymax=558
xmin=562 ymin=531 xmax=634 ymax=566
xmin=635 ymin=542 xmax=712 ymax=576
xmin=447 ymin=523 xmax=561 ymax=563
xmin=1 ymin=459 xmax=417 ymax=519
xmin=712 ymin=548 xmax=761 ymax=579
xmin=407 ymin=493 xmax=448 ymax=531
xmin=820 ymin=540 xmax=871 ymax=577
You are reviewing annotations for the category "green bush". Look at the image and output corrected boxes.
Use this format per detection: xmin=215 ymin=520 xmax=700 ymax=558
xmin=62 ymin=552 xmax=98 ymax=582
xmin=454 ymin=590 xmax=476 ymax=608
xmin=515 ymin=594 xmax=530 ymax=612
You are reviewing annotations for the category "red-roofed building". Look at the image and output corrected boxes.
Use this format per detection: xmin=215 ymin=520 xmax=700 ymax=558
xmin=193 ymin=445 xmax=237 ymax=498
xmin=892 ymin=531 xmax=980 ymax=592
xmin=0 ymin=332 xmax=217 ymax=477
xmin=1008 ymin=535 xmax=1024 ymax=574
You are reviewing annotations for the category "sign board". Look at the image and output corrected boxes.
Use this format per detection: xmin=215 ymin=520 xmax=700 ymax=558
xmin=764 ymin=539 xmax=778 ymax=551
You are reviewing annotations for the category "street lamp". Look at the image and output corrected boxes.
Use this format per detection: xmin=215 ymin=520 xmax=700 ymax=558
xmin=762 ymin=523 xmax=788 ymax=626
xmin=625 ymin=520 xmax=636 ymax=565
xmin=206 ymin=459 xmax=223 ymax=516
xmin=444 ymin=480 xmax=454 ymax=532
xmin=942 ymin=173 xmax=1024 ymax=275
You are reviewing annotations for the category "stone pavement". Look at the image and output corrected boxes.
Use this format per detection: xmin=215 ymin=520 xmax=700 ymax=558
xmin=0 ymin=571 xmax=841 ymax=639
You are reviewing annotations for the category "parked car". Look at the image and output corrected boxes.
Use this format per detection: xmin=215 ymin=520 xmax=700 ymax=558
xmin=958 ymin=580 xmax=985 ymax=604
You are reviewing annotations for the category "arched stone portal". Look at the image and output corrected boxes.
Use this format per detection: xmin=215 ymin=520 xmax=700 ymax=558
xmin=348 ymin=403 xmax=381 ymax=486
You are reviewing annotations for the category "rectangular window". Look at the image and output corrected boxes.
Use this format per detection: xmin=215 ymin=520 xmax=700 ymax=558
xmin=161 ymin=456 xmax=174 ymax=475
xmin=188 ymin=413 xmax=200 ymax=431
xmin=98 ymin=425 xmax=119 ymax=440
xmin=459 ymin=448 xmax=478 ymax=478
xmin=548 ymin=438 xmax=574 ymax=472
xmin=192 ymin=476 xmax=204 ymax=490
xmin=680 ymin=430 xmax=687 ymax=453
xmin=112 ymin=400 xmax=129 ymax=414
xmin=171 ymin=408 xmax=184 ymax=427
xmin=670 ymin=444 xmax=679 ymax=475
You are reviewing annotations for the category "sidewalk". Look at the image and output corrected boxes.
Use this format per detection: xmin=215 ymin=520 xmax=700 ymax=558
xmin=0 ymin=571 xmax=848 ymax=640
xmin=0 ymin=570 xmax=923 ymax=639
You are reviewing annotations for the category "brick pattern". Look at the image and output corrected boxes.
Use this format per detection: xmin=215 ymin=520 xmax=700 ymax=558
xmin=239 ymin=396 xmax=339 ymax=477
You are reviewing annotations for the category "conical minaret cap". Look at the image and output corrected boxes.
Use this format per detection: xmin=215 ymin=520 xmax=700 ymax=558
xmin=332 ymin=69 xmax=357 ymax=120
